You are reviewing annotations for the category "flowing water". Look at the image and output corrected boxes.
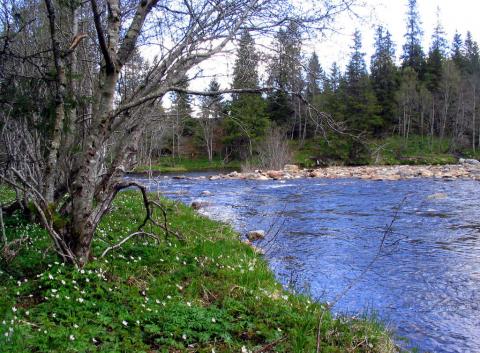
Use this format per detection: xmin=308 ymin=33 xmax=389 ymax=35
xmin=127 ymin=173 xmax=480 ymax=353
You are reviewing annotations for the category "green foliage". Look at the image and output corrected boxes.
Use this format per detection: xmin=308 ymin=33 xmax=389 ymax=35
xmin=344 ymin=31 xmax=382 ymax=134
xmin=292 ymin=135 xmax=371 ymax=167
xmin=0 ymin=192 xmax=396 ymax=353
xmin=224 ymin=95 xmax=270 ymax=159
xmin=369 ymin=135 xmax=457 ymax=165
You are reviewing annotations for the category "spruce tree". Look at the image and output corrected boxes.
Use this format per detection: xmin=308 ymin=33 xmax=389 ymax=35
xmin=225 ymin=30 xmax=269 ymax=158
xmin=401 ymin=0 xmax=425 ymax=75
xmin=344 ymin=30 xmax=381 ymax=134
xmin=425 ymin=8 xmax=447 ymax=92
xmin=451 ymin=31 xmax=465 ymax=71
xmin=267 ymin=21 xmax=304 ymax=132
xmin=306 ymin=52 xmax=323 ymax=101
xmin=371 ymin=26 xmax=398 ymax=129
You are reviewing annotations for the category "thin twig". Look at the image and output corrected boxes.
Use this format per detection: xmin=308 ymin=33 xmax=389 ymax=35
xmin=101 ymin=231 xmax=159 ymax=257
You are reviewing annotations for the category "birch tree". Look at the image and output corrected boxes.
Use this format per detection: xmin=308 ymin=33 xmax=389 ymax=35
xmin=0 ymin=0 xmax=359 ymax=266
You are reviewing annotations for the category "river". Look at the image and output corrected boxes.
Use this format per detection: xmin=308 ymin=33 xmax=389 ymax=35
xmin=127 ymin=173 xmax=480 ymax=353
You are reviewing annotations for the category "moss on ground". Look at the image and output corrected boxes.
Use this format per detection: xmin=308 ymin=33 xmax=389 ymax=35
xmin=0 ymin=191 xmax=397 ymax=352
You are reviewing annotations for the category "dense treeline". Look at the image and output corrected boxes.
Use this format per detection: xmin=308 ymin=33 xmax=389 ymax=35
xmin=160 ymin=0 xmax=480 ymax=165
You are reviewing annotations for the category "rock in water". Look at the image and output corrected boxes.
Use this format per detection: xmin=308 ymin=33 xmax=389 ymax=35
xmin=246 ymin=230 xmax=265 ymax=241
xmin=427 ymin=193 xmax=448 ymax=200
xmin=191 ymin=201 xmax=209 ymax=210
xmin=266 ymin=170 xmax=285 ymax=179
xmin=459 ymin=158 xmax=480 ymax=165
xmin=201 ymin=190 xmax=212 ymax=196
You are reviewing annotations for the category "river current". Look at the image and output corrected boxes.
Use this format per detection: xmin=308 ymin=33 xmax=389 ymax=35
xmin=127 ymin=173 xmax=480 ymax=353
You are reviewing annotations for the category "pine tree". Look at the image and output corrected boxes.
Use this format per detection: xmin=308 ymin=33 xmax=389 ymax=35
xmin=225 ymin=30 xmax=269 ymax=158
xmin=370 ymin=26 xmax=398 ymax=129
xmin=451 ymin=31 xmax=465 ymax=71
xmin=425 ymin=8 xmax=447 ymax=92
xmin=401 ymin=0 xmax=425 ymax=75
xmin=322 ymin=62 xmax=345 ymax=122
xmin=344 ymin=30 xmax=381 ymax=133
xmin=306 ymin=52 xmax=323 ymax=101
xmin=464 ymin=31 xmax=480 ymax=75
xmin=169 ymin=76 xmax=192 ymax=157
xmin=232 ymin=31 xmax=259 ymax=96
xmin=197 ymin=79 xmax=223 ymax=161
xmin=267 ymin=21 xmax=304 ymax=134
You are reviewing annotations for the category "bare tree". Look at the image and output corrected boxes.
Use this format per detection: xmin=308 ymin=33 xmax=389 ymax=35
xmin=0 ymin=0 xmax=359 ymax=266
xmin=256 ymin=126 xmax=292 ymax=170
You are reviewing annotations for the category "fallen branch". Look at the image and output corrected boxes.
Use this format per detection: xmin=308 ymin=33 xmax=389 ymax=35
xmin=115 ymin=181 xmax=184 ymax=241
xmin=101 ymin=231 xmax=159 ymax=257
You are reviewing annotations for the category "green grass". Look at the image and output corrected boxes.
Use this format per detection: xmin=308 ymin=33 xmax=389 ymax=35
xmin=0 ymin=191 xmax=397 ymax=352
xmin=292 ymin=135 xmax=469 ymax=167
xmin=135 ymin=157 xmax=241 ymax=173
xmin=369 ymin=136 xmax=457 ymax=165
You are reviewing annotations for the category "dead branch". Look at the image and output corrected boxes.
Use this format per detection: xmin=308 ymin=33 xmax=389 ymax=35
xmin=101 ymin=231 xmax=159 ymax=257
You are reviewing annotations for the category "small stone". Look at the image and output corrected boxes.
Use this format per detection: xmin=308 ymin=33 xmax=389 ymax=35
xmin=200 ymin=190 xmax=212 ymax=196
xmin=246 ymin=230 xmax=265 ymax=241
xmin=427 ymin=193 xmax=448 ymax=200
xmin=191 ymin=201 xmax=208 ymax=210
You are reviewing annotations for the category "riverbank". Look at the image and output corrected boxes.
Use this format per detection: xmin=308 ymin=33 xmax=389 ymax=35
xmin=201 ymin=159 xmax=480 ymax=182
xmin=134 ymin=157 xmax=240 ymax=173
xmin=0 ymin=191 xmax=397 ymax=352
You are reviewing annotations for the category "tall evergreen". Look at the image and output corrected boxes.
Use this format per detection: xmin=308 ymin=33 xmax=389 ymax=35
xmin=371 ymin=26 xmax=398 ymax=129
xmin=401 ymin=0 xmax=425 ymax=75
xmin=344 ymin=30 xmax=381 ymax=133
xmin=267 ymin=21 xmax=304 ymax=129
xmin=464 ymin=31 xmax=480 ymax=75
xmin=232 ymin=31 xmax=259 ymax=95
xmin=225 ymin=30 xmax=269 ymax=158
xmin=451 ymin=31 xmax=465 ymax=71
xmin=306 ymin=52 xmax=323 ymax=101
xmin=425 ymin=9 xmax=447 ymax=92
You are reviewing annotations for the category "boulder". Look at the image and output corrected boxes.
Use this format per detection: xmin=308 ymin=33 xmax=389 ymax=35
xmin=246 ymin=230 xmax=265 ymax=241
xmin=200 ymin=190 xmax=212 ymax=196
xmin=459 ymin=158 xmax=480 ymax=165
xmin=419 ymin=169 xmax=434 ymax=178
xmin=427 ymin=193 xmax=448 ymax=200
xmin=191 ymin=201 xmax=209 ymax=210
xmin=283 ymin=164 xmax=299 ymax=173
xmin=266 ymin=170 xmax=285 ymax=179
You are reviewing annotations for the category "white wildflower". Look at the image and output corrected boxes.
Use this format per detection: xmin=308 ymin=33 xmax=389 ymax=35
xmin=69 ymin=335 xmax=75 ymax=341
xmin=122 ymin=320 xmax=128 ymax=327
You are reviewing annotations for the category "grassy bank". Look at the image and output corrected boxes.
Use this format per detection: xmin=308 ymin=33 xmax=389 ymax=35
xmin=0 ymin=190 xmax=397 ymax=352
xmin=293 ymin=135 xmax=480 ymax=168
xmin=134 ymin=157 xmax=241 ymax=173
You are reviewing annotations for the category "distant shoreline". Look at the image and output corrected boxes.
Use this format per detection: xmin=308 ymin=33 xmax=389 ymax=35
xmin=131 ymin=161 xmax=480 ymax=181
